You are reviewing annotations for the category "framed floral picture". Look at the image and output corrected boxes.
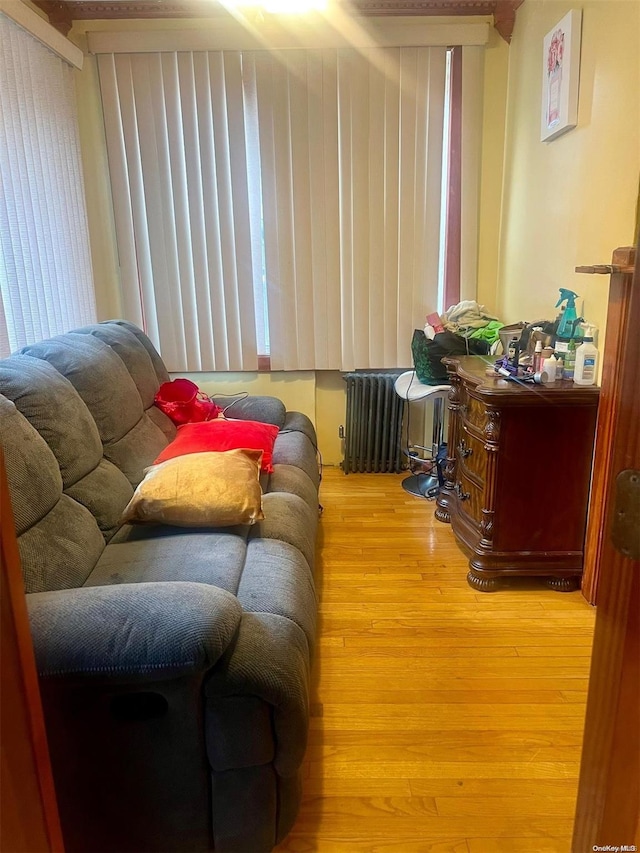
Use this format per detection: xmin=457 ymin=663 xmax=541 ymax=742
xmin=541 ymin=9 xmax=582 ymax=142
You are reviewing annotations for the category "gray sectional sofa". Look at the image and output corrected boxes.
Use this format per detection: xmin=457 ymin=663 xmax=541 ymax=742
xmin=0 ymin=321 xmax=320 ymax=852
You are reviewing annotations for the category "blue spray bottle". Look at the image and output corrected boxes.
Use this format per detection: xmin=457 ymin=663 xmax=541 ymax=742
xmin=555 ymin=289 xmax=580 ymax=339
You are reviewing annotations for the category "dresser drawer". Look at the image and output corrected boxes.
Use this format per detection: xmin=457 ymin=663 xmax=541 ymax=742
xmin=455 ymin=468 xmax=484 ymax=528
xmin=461 ymin=396 xmax=488 ymax=433
xmin=456 ymin=424 xmax=487 ymax=485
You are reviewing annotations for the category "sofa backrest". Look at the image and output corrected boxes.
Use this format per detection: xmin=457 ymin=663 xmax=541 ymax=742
xmin=0 ymin=321 xmax=177 ymax=592
xmin=0 ymin=394 xmax=106 ymax=592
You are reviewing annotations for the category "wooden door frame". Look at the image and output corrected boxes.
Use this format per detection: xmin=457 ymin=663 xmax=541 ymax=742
xmin=579 ymin=246 xmax=636 ymax=604
xmin=572 ymin=239 xmax=640 ymax=849
xmin=0 ymin=449 xmax=64 ymax=852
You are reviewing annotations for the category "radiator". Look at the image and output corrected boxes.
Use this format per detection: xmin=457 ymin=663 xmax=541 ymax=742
xmin=342 ymin=372 xmax=405 ymax=474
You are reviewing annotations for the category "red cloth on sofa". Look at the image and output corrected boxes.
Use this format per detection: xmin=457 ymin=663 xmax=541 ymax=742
xmin=153 ymin=419 xmax=280 ymax=473
xmin=154 ymin=378 xmax=222 ymax=425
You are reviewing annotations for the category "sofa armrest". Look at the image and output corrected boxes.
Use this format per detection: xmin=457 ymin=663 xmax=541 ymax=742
xmin=205 ymin=612 xmax=311 ymax=776
xmin=215 ymin=395 xmax=286 ymax=428
xmin=28 ymin=581 xmax=242 ymax=681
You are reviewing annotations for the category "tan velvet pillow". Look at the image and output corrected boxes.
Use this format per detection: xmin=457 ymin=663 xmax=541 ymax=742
xmin=121 ymin=449 xmax=264 ymax=527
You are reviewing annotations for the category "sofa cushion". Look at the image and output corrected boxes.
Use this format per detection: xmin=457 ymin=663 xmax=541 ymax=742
xmin=0 ymin=395 xmax=105 ymax=592
xmin=105 ymin=415 xmax=172 ymax=487
xmin=21 ymin=333 xmax=143 ymax=443
xmin=85 ymin=526 xmax=249 ymax=593
xmin=249 ymin=492 xmax=317 ymax=571
xmin=0 ymin=354 xmax=103 ymax=487
xmin=121 ymin=450 xmax=265 ymax=528
xmin=272 ymin=429 xmax=320 ymax=487
xmin=21 ymin=333 xmax=168 ymax=485
xmin=81 ymin=322 xmax=177 ymax=441
xmin=64 ymin=460 xmax=135 ymax=540
xmin=106 ymin=319 xmax=171 ymax=385
xmin=268 ymin=464 xmax=319 ymax=514
xmin=72 ymin=324 xmax=162 ymax=409
xmin=19 ymin=498 xmax=108 ymax=593
xmin=0 ymin=395 xmax=62 ymax=536
xmin=217 ymin=395 xmax=286 ymax=428
xmin=0 ymin=354 xmax=134 ymax=539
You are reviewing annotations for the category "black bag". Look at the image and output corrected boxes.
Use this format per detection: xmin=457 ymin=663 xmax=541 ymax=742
xmin=411 ymin=329 xmax=489 ymax=385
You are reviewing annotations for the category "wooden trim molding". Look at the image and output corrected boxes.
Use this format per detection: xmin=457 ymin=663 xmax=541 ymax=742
xmin=0 ymin=450 xmax=64 ymax=852
xmin=28 ymin=0 xmax=72 ymax=35
xmin=577 ymin=246 xmax=636 ymax=605
xmin=572 ymin=240 xmax=640 ymax=851
xmin=492 ymin=0 xmax=522 ymax=43
xmin=33 ymin=0 xmax=523 ymax=42
xmin=0 ymin=0 xmax=83 ymax=67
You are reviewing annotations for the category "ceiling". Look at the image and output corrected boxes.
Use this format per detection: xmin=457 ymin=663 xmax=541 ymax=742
xmin=32 ymin=0 xmax=523 ymax=41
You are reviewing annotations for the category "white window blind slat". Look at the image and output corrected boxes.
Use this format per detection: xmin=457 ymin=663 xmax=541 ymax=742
xmin=96 ymin=54 xmax=145 ymax=331
xmin=460 ymin=45 xmax=484 ymax=304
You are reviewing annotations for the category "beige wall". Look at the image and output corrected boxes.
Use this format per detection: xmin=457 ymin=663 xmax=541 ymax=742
xmin=477 ymin=30 xmax=510 ymax=314
xmin=495 ymin=0 xmax=640 ymax=355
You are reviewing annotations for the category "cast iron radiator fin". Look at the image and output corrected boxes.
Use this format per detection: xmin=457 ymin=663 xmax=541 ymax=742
xmin=342 ymin=372 xmax=405 ymax=474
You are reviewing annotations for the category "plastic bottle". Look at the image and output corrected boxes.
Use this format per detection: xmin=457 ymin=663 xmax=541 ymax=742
xmin=555 ymin=289 xmax=580 ymax=338
xmin=577 ymin=321 xmax=599 ymax=348
xmin=574 ymin=327 xmax=599 ymax=385
xmin=542 ymin=357 xmax=557 ymax=382
xmin=555 ymin=353 xmax=565 ymax=380
xmin=564 ymin=339 xmax=577 ymax=380
xmin=532 ymin=340 xmax=542 ymax=372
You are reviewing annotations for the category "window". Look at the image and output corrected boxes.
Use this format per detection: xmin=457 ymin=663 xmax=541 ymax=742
xmin=96 ymin=39 xmax=484 ymax=372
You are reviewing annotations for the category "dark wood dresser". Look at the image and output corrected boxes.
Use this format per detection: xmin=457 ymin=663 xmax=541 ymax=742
xmin=435 ymin=355 xmax=599 ymax=591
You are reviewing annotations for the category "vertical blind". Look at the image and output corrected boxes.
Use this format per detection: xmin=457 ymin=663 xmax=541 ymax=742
xmin=250 ymin=47 xmax=446 ymax=370
xmin=98 ymin=46 xmax=451 ymax=371
xmin=0 ymin=12 xmax=96 ymax=357
xmin=98 ymin=51 xmax=260 ymax=372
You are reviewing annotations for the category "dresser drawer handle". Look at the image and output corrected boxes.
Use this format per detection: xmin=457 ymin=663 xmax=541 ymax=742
xmin=457 ymin=439 xmax=473 ymax=459
xmin=454 ymin=482 xmax=470 ymax=501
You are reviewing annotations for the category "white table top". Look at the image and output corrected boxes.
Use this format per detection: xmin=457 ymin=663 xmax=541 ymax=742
xmin=394 ymin=371 xmax=450 ymax=401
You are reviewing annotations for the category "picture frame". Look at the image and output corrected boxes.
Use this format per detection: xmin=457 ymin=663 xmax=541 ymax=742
xmin=541 ymin=9 xmax=582 ymax=142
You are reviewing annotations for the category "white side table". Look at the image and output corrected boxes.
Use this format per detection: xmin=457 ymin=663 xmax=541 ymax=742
xmin=394 ymin=371 xmax=450 ymax=498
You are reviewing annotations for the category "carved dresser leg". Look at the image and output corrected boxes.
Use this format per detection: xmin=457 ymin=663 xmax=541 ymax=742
xmin=434 ymin=505 xmax=450 ymax=523
xmin=467 ymin=570 xmax=500 ymax=592
xmin=546 ymin=576 xmax=580 ymax=592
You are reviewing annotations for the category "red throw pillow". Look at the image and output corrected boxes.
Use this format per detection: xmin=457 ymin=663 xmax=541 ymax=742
xmin=153 ymin=419 xmax=280 ymax=473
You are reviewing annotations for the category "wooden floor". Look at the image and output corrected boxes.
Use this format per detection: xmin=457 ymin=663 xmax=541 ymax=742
xmin=275 ymin=467 xmax=596 ymax=853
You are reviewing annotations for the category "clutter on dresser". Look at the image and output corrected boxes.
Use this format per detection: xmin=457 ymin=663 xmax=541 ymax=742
xmin=487 ymin=288 xmax=600 ymax=386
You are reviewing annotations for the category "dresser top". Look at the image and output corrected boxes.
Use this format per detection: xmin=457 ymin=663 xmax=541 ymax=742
xmin=444 ymin=355 xmax=600 ymax=407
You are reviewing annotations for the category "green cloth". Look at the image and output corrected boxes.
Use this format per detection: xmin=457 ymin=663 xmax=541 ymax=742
xmin=468 ymin=321 xmax=503 ymax=345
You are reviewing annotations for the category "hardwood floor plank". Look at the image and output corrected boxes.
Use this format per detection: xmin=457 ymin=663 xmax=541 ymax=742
xmin=275 ymin=469 xmax=594 ymax=852
xmin=277 ymin=837 xmax=470 ymax=852
xmin=284 ymin=813 xmax=575 ymax=837
xmin=306 ymin=760 xmax=581 ymax=780
xmin=307 ymin=688 xmax=571 ymax=704
xmin=302 ymin=778 xmax=413 ymax=797
xmin=305 ymin=730 xmax=583 ymax=749
xmin=435 ymin=796 xmax=577 ymax=817
xmin=466 ymin=839 xmax=570 ymax=853
xmin=304 ymin=743 xmax=580 ymax=764
xmin=408 ymin=778 xmax=582 ymax=798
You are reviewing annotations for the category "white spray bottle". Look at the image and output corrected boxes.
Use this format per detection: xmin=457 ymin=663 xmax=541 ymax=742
xmin=574 ymin=323 xmax=599 ymax=385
